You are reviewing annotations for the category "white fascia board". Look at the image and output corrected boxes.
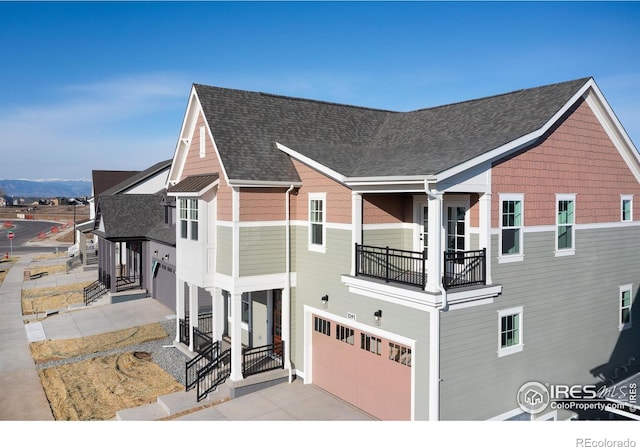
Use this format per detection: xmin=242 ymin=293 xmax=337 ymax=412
xmin=228 ymin=179 xmax=303 ymax=188
xmin=346 ymin=175 xmax=436 ymax=186
xmin=435 ymin=79 xmax=594 ymax=183
xmin=167 ymin=87 xmax=199 ymax=187
xmin=584 ymin=82 xmax=640 ymax=183
xmin=275 ymin=142 xmax=348 ymax=185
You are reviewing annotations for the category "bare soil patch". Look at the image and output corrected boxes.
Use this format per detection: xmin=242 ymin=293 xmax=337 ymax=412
xmin=39 ymin=351 xmax=183 ymax=420
xmin=0 ymin=257 xmax=17 ymax=286
xmin=21 ymin=281 xmax=93 ymax=315
xmin=33 ymin=252 xmax=67 ymax=262
xmin=27 ymin=264 xmax=67 ymax=277
xmin=30 ymin=322 xmax=168 ymax=364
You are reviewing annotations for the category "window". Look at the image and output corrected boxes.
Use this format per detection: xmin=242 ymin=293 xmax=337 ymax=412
xmin=309 ymin=193 xmax=326 ymax=251
xmin=389 ymin=342 xmax=411 ymax=366
xmin=556 ymin=194 xmax=575 ymax=255
xmin=621 ymin=195 xmax=633 ymax=222
xmin=179 ymin=199 xmax=188 ymax=239
xmin=361 ymin=333 xmax=382 ymax=355
xmin=498 ymin=306 xmax=523 ymax=357
xmin=189 ymin=198 xmax=198 ymax=241
xmin=179 ymin=198 xmax=199 ymax=241
xmin=336 ymin=324 xmax=354 ymax=345
xmin=620 ymin=285 xmax=633 ymax=331
xmin=500 ymin=194 xmax=524 ymax=262
xmin=314 ymin=316 xmax=331 ymax=336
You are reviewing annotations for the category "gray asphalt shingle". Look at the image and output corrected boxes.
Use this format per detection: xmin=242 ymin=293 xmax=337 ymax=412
xmin=194 ymin=77 xmax=591 ymax=181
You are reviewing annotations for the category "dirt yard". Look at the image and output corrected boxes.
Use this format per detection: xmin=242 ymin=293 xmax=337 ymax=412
xmin=33 ymin=323 xmax=184 ymax=420
xmin=22 ymin=281 xmax=93 ymax=315
xmin=0 ymin=257 xmax=16 ymax=285
xmin=39 ymin=351 xmax=183 ymax=420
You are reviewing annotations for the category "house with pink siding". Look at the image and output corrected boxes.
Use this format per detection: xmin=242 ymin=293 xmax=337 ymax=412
xmin=165 ymin=77 xmax=640 ymax=420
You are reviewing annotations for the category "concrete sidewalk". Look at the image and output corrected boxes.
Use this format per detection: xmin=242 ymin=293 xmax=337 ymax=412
xmin=1 ymin=252 xmax=375 ymax=422
xmin=0 ymin=253 xmax=54 ymax=420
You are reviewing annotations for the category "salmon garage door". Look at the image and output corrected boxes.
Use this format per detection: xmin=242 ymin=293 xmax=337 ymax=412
xmin=311 ymin=315 xmax=411 ymax=420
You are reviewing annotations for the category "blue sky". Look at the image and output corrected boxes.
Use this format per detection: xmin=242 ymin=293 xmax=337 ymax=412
xmin=1 ymin=1 xmax=639 ymax=181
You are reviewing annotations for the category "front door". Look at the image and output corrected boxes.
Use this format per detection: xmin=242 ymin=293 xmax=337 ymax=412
xmin=272 ymin=290 xmax=282 ymax=355
xmin=446 ymin=204 xmax=467 ymax=253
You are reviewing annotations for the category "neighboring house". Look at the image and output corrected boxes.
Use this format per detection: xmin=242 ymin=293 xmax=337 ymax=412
xmin=89 ymin=159 xmax=176 ymax=310
xmin=165 ymin=77 xmax=640 ymax=421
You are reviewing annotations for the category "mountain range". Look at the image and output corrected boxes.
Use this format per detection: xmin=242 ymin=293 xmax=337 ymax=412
xmin=0 ymin=179 xmax=92 ymax=198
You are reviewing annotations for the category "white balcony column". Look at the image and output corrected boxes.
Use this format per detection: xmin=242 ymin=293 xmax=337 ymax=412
xmin=351 ymin=192 xmax=363 ymax=276
xmin=188 ymin=283 xmax=198 ymax=352
xmin=175 ymin=279 xmax=185 ymax=344
xmin=426 ymin=191 xmax=443 ymax=293
xmin=478 ymin=192 xmax=492 ymax=285
xmin=211 ymin=287 xmax=225 ymax=342
xmin=229 ymin=292 xmax=244 ymax=381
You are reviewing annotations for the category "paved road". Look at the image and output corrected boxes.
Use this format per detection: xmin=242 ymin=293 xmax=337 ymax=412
xmin=0 ymin=220 xmax=69 ymax=254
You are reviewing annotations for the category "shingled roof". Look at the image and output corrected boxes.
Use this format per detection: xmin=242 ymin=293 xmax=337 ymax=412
xmin=194 ymin=77 xmax=591 ymax=181
xmin=95 ymin=194 xmax=164 ymax=240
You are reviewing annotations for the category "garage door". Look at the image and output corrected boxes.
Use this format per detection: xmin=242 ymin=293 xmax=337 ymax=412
xmin=153 ymin=262 xmax=176 ymax=310
xmin=312 ymin=315 xmax=411 ymax=420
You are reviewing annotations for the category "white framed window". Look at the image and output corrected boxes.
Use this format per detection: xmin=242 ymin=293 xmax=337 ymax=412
xmin=308 ymin=193 xmax=326 ymax=252
xmin=619 ymin=284 xmax=633 ymax=331
xmin=179 ymin=198 xmax=199 ymax=241
xmin=313 ymin=316 xmax=331 ymax=336
xmin=555 ymin=194 xmax=576 ymax=256
xmin=621 ymin=195 xmax=633 ymax=222
xmin=498 ymin=306 xmax=523 ymax=357
xmin=361 ymin=332 xmax=382 ymax=355
xmin=336 ymin=324 xmax=354 ymax=345
xmin=499 ymin=194 xmax=524 ymax=263
xmin=199 ymin=126 xmax=206 ymax=158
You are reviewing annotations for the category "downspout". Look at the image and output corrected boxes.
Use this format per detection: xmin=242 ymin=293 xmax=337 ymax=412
xmin=284 ymin=185 xmax=294 ymax=382
xmin=424 ymin=180 xmax=446 ymax=421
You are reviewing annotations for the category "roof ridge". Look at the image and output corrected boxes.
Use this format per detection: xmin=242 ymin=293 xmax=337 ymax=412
xmin=193 ymin=83 xmax=397 ymax=114
xmin=407 ymin=77 xmax=592 ymax=113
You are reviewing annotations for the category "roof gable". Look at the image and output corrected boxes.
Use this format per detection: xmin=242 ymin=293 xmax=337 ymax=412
xmin=178 ymin=77 xmax=637 ymax=185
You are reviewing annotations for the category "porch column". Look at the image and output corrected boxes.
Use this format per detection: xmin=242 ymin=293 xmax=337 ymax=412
xmin=175 ymin=279 xmax=185 ymax=344
xmin=351 ymin=192 xmax=363 ymax=276
xmin=479 ymin=192 xmax=493 ymax=285
xmin=229 ymin=292 xmax=243 ymax=381
xmin=188 ymin=283 xmax=198 ymax=351
xmin=426 ymin=191 xmax=443 ymax=294
xmin=211 ymin=287 xmax=225 ymax=341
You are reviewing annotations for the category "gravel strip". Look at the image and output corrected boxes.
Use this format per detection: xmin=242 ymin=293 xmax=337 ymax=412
xmin=35 ymin=319 xmax=190 ymax=385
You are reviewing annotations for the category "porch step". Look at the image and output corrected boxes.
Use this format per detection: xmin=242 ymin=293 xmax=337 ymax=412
xmin=110 ymin=288 xmax=148 ymax=304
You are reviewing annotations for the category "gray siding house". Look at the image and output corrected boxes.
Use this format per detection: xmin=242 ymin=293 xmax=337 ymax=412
xmin=165 ymin=77 xmax=640 ymax=420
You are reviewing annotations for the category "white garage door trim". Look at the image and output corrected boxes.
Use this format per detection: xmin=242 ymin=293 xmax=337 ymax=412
xmin=303 ymin=305 xmax=415 ymax=420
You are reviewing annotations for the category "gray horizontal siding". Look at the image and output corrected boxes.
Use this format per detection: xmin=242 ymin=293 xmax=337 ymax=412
xmin=440 ymin=226 xmax=640 ymax=420
xmin=239 ymin=226 xmax=286 ymax=276
xmin=292 ymin=225 xmax=431 ymax=420
xmin=216 ymin=226 xmax=232 ymax=276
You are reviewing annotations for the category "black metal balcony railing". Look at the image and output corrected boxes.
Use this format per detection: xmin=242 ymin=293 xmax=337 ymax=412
xmin=179 ymin=312 xmax=214 ymax=347
xmin=355 ymin=244 xmax=486 ymax=290
xmin=443 ymin=248 xmax=486 ymax=289
xmin=355 ymin=244 xmax=426 ymax=288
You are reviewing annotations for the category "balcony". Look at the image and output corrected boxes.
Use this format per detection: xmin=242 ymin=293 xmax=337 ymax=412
xmin=355 ymin=244 xmax=486 ymax=291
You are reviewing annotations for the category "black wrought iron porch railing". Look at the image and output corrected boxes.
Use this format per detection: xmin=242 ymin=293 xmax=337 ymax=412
xmin=354 ymin=243 xmax=487 ymax=290
xmin=185 ymin=340 xmax=220 ymax=391
xmin=115 ymin=274 xmax=141 ymax=292
xmin=196 ymin=348 xmax=231 ymax=402
xmin=355 ymin=244 xmax=426 ymax=288
xmin=179 ymin=318 xmax=189 ymax=345
xmin=242 ymin=341 xmax=285 ymax=378
xmin=443 ymin=248 xmax=486 ymax=289
xmin=83 ymin=279 xmax=108 ymax=305
xmin=178 ymin=312 xmax=213 ymax=347
xmin=193 ymin=327 xmax=213 ymax=354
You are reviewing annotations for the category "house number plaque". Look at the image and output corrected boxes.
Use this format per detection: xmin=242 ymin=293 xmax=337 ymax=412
xmin=347 ymin=312 xmax=357 ymax=321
